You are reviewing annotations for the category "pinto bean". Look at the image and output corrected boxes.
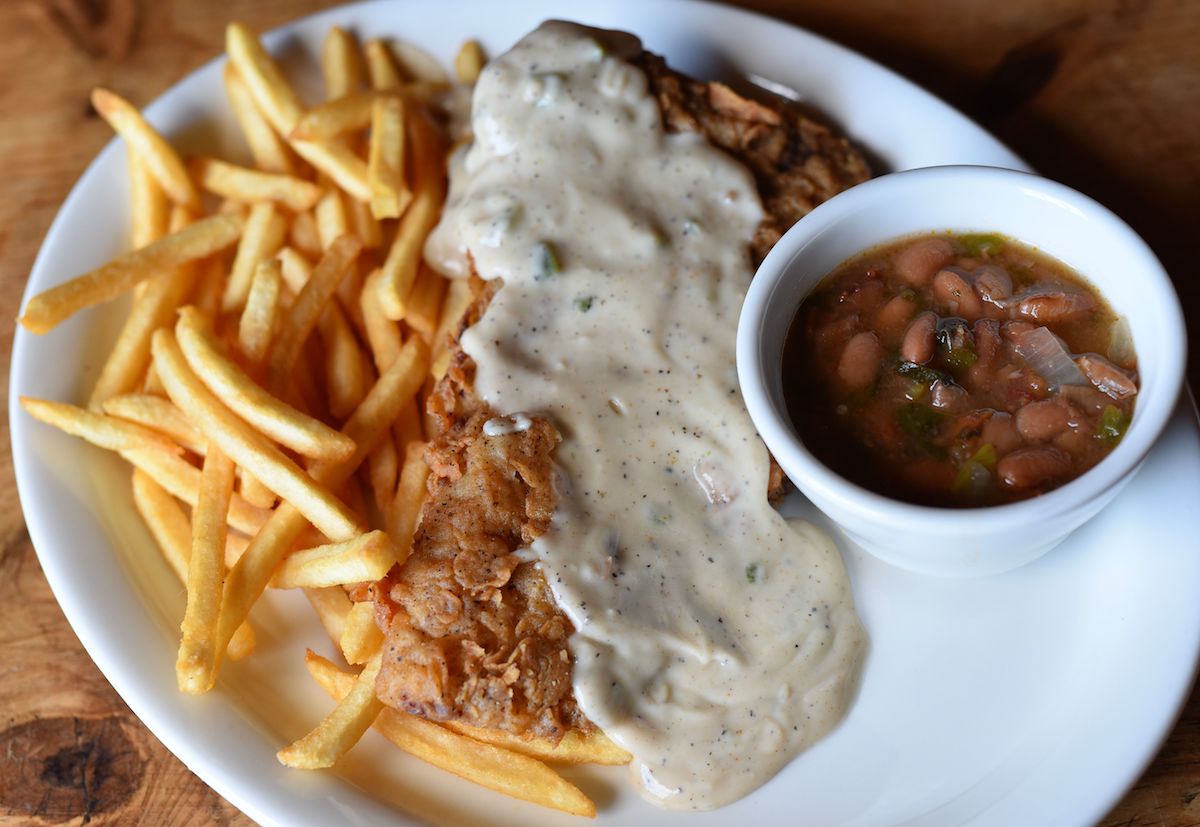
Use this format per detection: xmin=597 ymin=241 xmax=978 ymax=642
xmin=894 ymin=237 xmax=955 ymax=287
xmin=1015 ymin=399 xmax=1071 ymax=441
xmin=1015 ymin=291 xmax=1095 ymax=323
xmin=837 ymin=331 xmax=884 ymax=391
xmin=932 ymin=268 xmax=985 ymax=320
xmin=973 ymin=319 xmax=1002 ymax=364
xmin=837 ymin=278 xmax=887 ymax=314
xmin=1058 ymin=383 xmax=1112 ymax=416
xmin=997 ymin=446 xmax=1072 ymax=490
xmin=973 ymin=265 xmax=1013 ymax=304
xmin=981 ymin=411 xmax=1023 ymax=453
xmin=1077 ymin=354 xmax=1138 ymax=399
xmin=1000 ymin=320 xmax=1037 ymax=343
xmin=901 ymin=311 xmax=938 ymax=364
xmin=875 ymin=294 xmax=920 ymax=344
xmin=930 ymin=381 xmax=967 ymax=411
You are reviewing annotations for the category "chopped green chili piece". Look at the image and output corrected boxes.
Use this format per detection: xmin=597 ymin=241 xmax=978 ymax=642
xmin=969 ymin=443 xmax=998 ymax=467
xmin=534 ymin=241 xmax=561 ymax=281
xmin=958 ymin=233 xmax=1006 ymax=258
xmin=895 ymin=402 xmax=946 ymax=456
xmin=897 ymin=361 xmax=948 ymax=386
xmin=952 ymin=444 xmax=998 ymax=493
xmin=946 ymin=347 xmax=978 ymax=372
xmin=573 ymin=295 xmax=594 ymax=312
xmin=745 ymin=562 xmax=762 ymax=584
xmin=1095 ymin=405 xmax=1130 ymax=443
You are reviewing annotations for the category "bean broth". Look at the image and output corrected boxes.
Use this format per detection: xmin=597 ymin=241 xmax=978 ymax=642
xmin=783 ymin=232 xmax=1138 ymax=507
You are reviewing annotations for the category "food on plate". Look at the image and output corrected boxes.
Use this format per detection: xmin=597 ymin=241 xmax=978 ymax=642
xmin=18 ymin=22 xmax=615 ymax=816
xmin=784 ymin=232 xmax=1139 ymax=506
xmin=372 ymin=20 xmax=867 ymax=810
xmin=17 ymin=16 xmax=873 ymax=816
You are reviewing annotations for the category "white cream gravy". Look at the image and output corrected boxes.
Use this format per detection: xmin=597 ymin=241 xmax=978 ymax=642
xmin=426 ymin=20 xmax=865 ymax=810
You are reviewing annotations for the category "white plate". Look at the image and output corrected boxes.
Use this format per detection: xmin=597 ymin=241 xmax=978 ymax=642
xmin=10 ymin=1 xmax=1200 ymax=825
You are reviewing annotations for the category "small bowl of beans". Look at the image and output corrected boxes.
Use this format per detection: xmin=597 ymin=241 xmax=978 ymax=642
xmin=737 ymin=165 xmax=1186 ymax=577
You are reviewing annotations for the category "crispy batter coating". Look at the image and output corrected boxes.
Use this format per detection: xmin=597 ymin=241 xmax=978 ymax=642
xmin=373 ymin=50 xmax=869 ymax=741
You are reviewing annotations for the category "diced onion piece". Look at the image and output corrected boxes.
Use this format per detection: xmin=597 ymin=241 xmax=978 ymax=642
xmin=1108 ymin=316 xmax=1136 ymax=369
xmin=1012 ymin=325 xmax=1087 ymax=390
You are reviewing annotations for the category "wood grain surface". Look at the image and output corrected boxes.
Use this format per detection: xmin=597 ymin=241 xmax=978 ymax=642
xmin=1 ymin=1 xmax=1196 ymax=825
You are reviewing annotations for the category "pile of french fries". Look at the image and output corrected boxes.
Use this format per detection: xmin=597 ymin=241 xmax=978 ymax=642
xmin=18 ymin=22 xmax=628 ymax=818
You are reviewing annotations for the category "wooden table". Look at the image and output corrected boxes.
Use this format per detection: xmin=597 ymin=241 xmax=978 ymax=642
xmin=1 ymin=1 xmax=1196 ymax=824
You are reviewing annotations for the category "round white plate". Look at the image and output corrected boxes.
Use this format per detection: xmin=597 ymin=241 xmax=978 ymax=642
xmin=11 ymin=1 xmax=1200 ymax=826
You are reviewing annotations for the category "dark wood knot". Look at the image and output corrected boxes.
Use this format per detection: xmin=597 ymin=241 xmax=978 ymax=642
xmin=0 ymin=715 xmax=145 ymax=824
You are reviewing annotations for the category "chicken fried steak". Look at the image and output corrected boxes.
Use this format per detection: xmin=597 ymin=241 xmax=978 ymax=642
xmin=370 ymin=36 xmax=869 ymax=744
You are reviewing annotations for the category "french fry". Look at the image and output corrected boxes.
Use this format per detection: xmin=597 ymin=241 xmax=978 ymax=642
xmin=433 ymin=277 xmax=472 ymax=356
xmin=368 ymin=94 xmax=410 ymax=219
xmin=88 ymin=206 xmax=199 ymax=408
xmin=361 ymin=268 xmax=402 ymax=373
xmin=291 ymin=91 xmax=378 ymax=142
xmin=128 ymin=151 xmax=170 ymax=249
xmin=271 ymin=530 xmax=396 ymax=589
xmin=430 ymin=348 xmax=452 ymax=382
xmin=19 ymin=213 xmax=243 ymax=335
xmin=240 ymin=472 xmax=276 ymax=509
xmin=347 ymin=197 xmax=383 ymax=250
xmin=190 ymin=157 xmax=321 ymax=211
xmin=367 ymin=432 xmax=398 ymax=514
xmin=387 ymin=440 xmax=428 ymax=562
xmin=391 ymin=41 xmax=450 ymax=85
xmin=123 ymin=447 xmax=270 ymax=536
xmin=335 ymin=260 xmax=366 ymax=334
xmin=320 ymin=304 xmax=367 ymax=420
xmin=191 ymin=254 xmax=228 ymax=319
xmin=305 ymin=654 xmax=595 ymax=817
xmin=176 ymin=307 xmax=355 ymax=460
xmin=238 ymin=258 xmax=283 ymax=369
xmin=225 ymin=530 xmax=250 ymax=568
xmin=305 ymin=586 xmax=353 ymax=647
xmin=21 ymin=397 xmax=183 ymax=456
xmin=214 ymin=337 xmax=427 ymax=670
xmin=131 ymin=469 xmax=255 ymax=660
xmin=364 ymin=39 xmax=404 ymax=91
xmin=276 ymin=245 xmax=313 ymax=293
xmin=392 ymin=395 xmax=424 ymax=450
xmin=153 ymin=327 xmax=361 ymax=541
xmin=225 ymin=22 xmax=304 ymax=136
xmin=102 ymin=394 xmax=206 ymax=455
xmin=290 ymin=139 xmax=372 ymax=203
xmin=278 ymin=652 xmax=383 ymax=769
xmin=443 ymin=720 xmax=632 ymax=766
xmin=268 ymin=235 xmax=362 ymax=390
xmin=404 ymin=265 xmax=447 ymax=342
xmin=91 ymin=88 xmax=200 ymax=211
xmin=288 ymin=211 xmax=324 ymax=260
xmin=378 ymin=111 xmax=444 ymax=319
xmin=177 ymin=447 xmax=236 ymax=693
xmin=314 ymin=188 xmax=349 ymax=250
xmin=223 ymin=63 xmax=296 ymax=175
xmin=321 ymin=27 xmax=366 ymax=100
xmin=454 ymin=40 xmax=486 ymax=85
xmin=222 ymin=201 xmax=287 ymax=312
xmin=339 ymin=601 xmax=383 ymax=665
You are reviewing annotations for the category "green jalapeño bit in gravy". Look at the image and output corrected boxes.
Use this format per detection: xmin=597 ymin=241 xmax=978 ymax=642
xmin=425 ymin=21 xmax=865 ymax=810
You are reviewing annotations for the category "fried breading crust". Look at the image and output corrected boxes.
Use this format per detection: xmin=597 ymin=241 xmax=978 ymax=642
xmin=372 ymin=50 xmax=870 ymax=742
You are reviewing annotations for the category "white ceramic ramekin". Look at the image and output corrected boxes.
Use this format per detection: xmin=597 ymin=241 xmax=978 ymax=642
xmin=737 ymin=165 xmax=1187 ymax=577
